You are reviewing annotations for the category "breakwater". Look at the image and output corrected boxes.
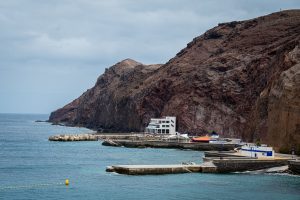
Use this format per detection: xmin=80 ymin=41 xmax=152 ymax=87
xmin=102 ymin=140 xmax=240 ymax=151
xmin=49 ymin=134 xmax=98 ymax=141
xmin=106 ymin=158 xmax=290 ymax=175
xmin=48 ymin=133 xmax=146 ymax=142
xmin=106 ymin=164 xmax=204 ymax=175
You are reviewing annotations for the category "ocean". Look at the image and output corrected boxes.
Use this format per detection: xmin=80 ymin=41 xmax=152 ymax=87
xmin=0 ymin=113 xmax=299 ymax=200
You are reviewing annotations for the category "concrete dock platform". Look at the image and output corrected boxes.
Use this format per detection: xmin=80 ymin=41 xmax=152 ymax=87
xmin=106 ymin=164 xmax=202 ymax=175
xmin=102 ymin=140 xmax=240 ymax=151
xmin=106 ymin=158 xmax=290 ymax=175
xmin=106 ymin=163 xmax=217 ymax=175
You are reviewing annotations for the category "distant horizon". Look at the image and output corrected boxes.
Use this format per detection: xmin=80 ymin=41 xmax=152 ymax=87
xmin=0 ymin=112 xmax=51 ymax=116
xmin=1 ymin=0 xmax=299 ymax=114
xmin=0 ymin=112 xmax=50 ymax=115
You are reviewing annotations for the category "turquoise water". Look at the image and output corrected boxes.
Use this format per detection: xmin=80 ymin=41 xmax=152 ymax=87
xmin=0 ymin=114 xmax=299 ymax=200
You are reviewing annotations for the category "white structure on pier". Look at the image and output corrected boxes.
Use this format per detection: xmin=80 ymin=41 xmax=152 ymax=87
xmin=145 ymin=116 xmax=176 ymax=135
xmin=239 ymin=144 xmax=275 ymax=158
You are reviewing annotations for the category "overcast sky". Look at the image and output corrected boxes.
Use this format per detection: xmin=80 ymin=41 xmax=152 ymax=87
xmin=0 ymin=0 xmax=299 ymax=114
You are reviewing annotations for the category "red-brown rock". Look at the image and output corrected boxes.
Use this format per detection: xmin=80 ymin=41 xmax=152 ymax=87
xmin=49 ymin=10 xmax=300 ymax=153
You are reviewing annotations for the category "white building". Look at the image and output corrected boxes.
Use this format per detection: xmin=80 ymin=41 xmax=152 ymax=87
xmin=239 ymin=144 xmax=275 ymax=158
xmin=145 ymin=116 xmax=176 ymax=135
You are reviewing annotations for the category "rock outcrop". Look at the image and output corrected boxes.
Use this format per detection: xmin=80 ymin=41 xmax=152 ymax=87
xmin=49 ymin=59 xmax=162 ymax=132
xmin=49 ymin=10 xmax=300 ymax=153
xmin=49 ymin=134 xmax=98 ymax=141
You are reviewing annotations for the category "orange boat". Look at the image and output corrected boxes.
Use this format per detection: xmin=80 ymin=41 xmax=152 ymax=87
xmin=191 ymin=135 xmax=211 ymax=143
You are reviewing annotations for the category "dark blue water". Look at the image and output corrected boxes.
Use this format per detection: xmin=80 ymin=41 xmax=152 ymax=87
xmin=0 ymin=114 xmax=299 ymax=200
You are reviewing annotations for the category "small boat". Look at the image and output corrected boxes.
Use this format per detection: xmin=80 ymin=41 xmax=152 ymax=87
xmin=238 ymin=144 xmax=275 ymax=158
xmin=191 ymin=135 xmax=211 ymax=143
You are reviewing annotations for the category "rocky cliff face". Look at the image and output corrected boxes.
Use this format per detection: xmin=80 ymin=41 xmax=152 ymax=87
xmin=49 ymin=10 xmax=300 ymax=153
xmin=264 ymin=46 xmax=300 ymax=153
xmin=49 ymin=59 xmax=162 ymax=132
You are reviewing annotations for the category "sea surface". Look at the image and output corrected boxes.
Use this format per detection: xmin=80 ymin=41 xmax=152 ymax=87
xmin=0 ymin=114 xmax=299 ymax=200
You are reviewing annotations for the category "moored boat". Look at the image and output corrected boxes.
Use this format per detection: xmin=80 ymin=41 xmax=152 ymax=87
xmin=237 ymin=144 xmax=275 ymax=158
xmin=191 ymin=135 xmax=211 ymax=143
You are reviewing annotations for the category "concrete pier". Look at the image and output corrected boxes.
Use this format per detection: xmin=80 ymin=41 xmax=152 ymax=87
xmin=102 ymin=140 xmax=240 ymax=151
xmin=106 ymin=164 xmax=217 ymax=175
xmin=106 ymin=158 xmax=290 ymax=175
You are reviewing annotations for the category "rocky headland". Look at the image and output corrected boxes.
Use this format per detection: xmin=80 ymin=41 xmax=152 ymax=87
xmin=49 ymin=10 xmax=300 ymax=154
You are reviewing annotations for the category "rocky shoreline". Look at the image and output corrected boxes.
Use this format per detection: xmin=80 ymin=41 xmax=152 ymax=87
xmin=48 ymin=133 xmax=147 ymax=142
xmin=48 ymin=134 xmax=98 ymax=141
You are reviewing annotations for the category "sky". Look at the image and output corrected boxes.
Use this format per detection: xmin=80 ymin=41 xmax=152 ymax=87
xmin=0 ymin=0 xmax=299 ymax=114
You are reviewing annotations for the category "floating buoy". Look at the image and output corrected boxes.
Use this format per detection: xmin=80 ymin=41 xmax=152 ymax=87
xmin=65 ymin=179 xmax=69 ymax=186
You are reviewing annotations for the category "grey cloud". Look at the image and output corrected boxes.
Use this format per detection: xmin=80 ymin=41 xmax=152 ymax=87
xmin=0 ymin=0 xmax=299 ymax=113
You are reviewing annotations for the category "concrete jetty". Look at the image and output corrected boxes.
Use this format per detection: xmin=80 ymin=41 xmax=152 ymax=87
xmin=106 ymin=163 xmax=217 ymax=175
xmin=106 ymin=157 xmax=290 ymax=175
xmin=102 ymin=140 xmax=240 ymax=151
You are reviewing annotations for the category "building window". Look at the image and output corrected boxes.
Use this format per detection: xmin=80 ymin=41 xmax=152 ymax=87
xmin=158 ymin=129 xmax=161 ymax=134
xmin=166 ymin=121 xmax=170 ymax=123
xmin=162 ymin=125 xmax=165 ymax=127
xmin=162 ymin=129 xmax=165 ymax=134
xmin=166 ymin=129 xmax=169 ymax=134
xmin=166 ymin=125 xmax=169 ymax=127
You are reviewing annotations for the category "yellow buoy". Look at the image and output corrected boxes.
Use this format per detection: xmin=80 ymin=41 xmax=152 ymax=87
xmin=65 ymin=179 xmax=69 ymax=186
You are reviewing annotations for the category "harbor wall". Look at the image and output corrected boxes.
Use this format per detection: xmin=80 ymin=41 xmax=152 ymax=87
xmin=106 ymin=159 xmax=289 ymax=175
xmin=213 ymin=159 xmax=289 ymax=173
xmin=102 ymin=140 xmax=239 ymax=151
xmin=109 ymin=165 xmax=203 ymax=175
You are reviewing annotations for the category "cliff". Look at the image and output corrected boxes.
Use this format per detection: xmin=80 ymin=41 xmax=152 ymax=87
xmin=49 ymin=10 xmax=300 ymax=153
xmin=49 ymin=59 xmax=162 ymax=132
